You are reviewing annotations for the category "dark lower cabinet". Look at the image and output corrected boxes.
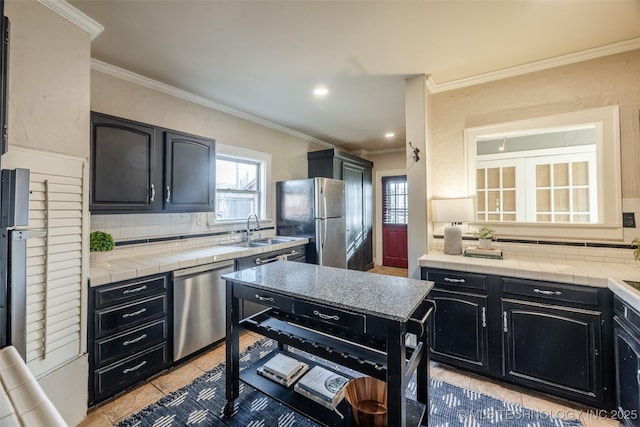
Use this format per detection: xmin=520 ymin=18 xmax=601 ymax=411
xmin=89 ymin=274 xmax=170 ymax=405
xmin=614 ymin=296 xmax=640 ymax=426
xmin=429 ymin=289 xmax=489 ymax=373
xmin=502 ymin=299 xmax=602 ymax=403
xmin=421 ymin=266 xmax=614 ymax=409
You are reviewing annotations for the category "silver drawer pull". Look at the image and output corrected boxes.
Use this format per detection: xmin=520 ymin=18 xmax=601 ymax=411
xmin=503 ymin=311 xmax=508 ymax=333
xmin=123 ymin=285 xmax=148 ymax=295
xmin=255 ymin=255 xmax=279 ymax=265
xmin=166 ymin=185 xmax=171 ymax=202
xmin=637 ymin=369 xmax=640 ymax=385
xmin=150 ymin=184 xmax=155 ymax=202
xmin=533 ymin=288 xmax=562 ymax=296
xmin=255 ymin=294 xmax=275 ymax=303
xmin=313 ymin=310 xmax=339 ymax=321
xmin=123 ymin=334 xmax=147 ymax=346
xmin=122 ymin=308 xmax=147 ymax=318
xmin=444 ymin=277 xmax=465 ymax=283
xmin=482 ymin=307 xmax=487 ymax=328
xmin=122 ymin=360 xmax=147 ymax=374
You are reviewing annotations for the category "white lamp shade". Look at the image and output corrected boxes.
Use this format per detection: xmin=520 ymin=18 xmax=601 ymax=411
xmin=432 ymin=198 xmax=474 ymax=224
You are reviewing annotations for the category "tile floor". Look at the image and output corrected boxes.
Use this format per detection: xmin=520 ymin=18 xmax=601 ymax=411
xmin=79 ymin=265 xmax=620 ymax=427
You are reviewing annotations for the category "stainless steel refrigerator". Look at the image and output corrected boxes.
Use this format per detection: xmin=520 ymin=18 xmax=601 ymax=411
xmin=276 ymin=178 xmax=346 ymax=268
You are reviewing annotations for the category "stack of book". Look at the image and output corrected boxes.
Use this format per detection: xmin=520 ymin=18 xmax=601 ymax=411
xmin=257 ymin=353 xmax=309 ymax=387
xmin=463 ymin=246 xmax=503 ymax=259
xmin=294 ymin=365 xmax=349 ymax=410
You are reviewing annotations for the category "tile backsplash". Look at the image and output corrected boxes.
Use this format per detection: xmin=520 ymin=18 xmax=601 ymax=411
xmin=90 ymin=213 xmax=273 ymax=243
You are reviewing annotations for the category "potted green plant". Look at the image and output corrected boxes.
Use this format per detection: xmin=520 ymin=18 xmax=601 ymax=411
xmin=474 ymin=225 xmax=495 ymax=249
xmin=90 ymin=231 xmax=114 ymax=266
xmin=633 ymin=237 xmax=640 ymax=261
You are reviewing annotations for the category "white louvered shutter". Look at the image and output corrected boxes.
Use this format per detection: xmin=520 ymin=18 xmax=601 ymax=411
xmin=2 ymin=147 xmax=88 ymax=378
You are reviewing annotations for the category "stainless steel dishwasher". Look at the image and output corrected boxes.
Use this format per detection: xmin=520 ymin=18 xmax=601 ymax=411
xmin=172 ymin=260 xmax=234 ymax=361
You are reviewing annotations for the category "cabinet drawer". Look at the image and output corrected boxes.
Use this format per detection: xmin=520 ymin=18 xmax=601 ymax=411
xmin=95 ymin=294 xmax=167 ymax=338
xmin=236 ymin=245 xmax=305 ymax=270
xmin=294 ymin=300 xmax=366 ymax=333
xmin=615 ymin=296 xmax=640 ymax=334
xmin=425 ymin=269 xmax=487 ymax=291
xmin=241 ymin=286 xmax=294 ymax=312
xmin=94 ymin=343 xmax=168 ymax=400
xmin=94 ymin=275 xmax=167 ymax=308
xmin=502 ymin=277 xmax=598 ymax=305
xmin=95 ymin=319 xmax=168 ymax=368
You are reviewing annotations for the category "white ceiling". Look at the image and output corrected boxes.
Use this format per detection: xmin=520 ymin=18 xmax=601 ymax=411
xmin=70 ymin=0 xmax=640 ymax=153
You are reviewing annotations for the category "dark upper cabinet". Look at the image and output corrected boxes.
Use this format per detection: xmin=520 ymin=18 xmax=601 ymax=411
xmin=90 ymin=112 xmax=161 ymax=212
xmin=90 ymin=113 xmax=215 ymax=213
xmin=308 ymin=149 xmax=373 ymax=271
xmin=163 ymin=131 xmax=215 ymax=212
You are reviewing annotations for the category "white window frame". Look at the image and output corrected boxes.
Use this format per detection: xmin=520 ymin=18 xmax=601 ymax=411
xmin=465 ymin=106 xmax=622 ymax=241
xmin=215 ymin=144 xmax=271 ymax=223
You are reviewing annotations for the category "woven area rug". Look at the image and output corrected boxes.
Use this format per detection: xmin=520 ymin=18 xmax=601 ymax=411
xmin=118 ymin=339 xmax=583 ymax=427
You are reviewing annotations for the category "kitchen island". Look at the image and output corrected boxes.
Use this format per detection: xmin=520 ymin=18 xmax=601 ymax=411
xmin=222 ymin=261 xmax=434 ymax=426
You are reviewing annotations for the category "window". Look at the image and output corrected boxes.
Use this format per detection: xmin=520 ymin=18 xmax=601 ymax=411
xmin=465 ymin=106 xmax=621 ymax=240
xmin=215 ymin=145 xmax=270 ymax=221
xmin=382 ymin=176 xmax=408 ymax=224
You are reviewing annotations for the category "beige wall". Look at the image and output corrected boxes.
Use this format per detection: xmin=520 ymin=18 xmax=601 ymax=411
xmin=428 ymin=49 xmax=640 ymax=201
xmin=4 ymin=1 xmax=92 ymax=425
xmin=7 ymin=0 xmax=91 ymax=157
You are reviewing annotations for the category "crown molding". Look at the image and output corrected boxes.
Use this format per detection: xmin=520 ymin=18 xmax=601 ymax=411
xmin=364 ymin=147 xmax=405 ymax=156
xmin=427 ymin=37 xmax=640 ymax=93
xmin=91 ymin=59 xmax=335 ymax=149
xmin=36 ymin=0 xmax=104 ymax=40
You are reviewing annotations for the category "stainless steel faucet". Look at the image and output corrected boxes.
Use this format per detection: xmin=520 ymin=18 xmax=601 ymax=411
xmin=246 ymin=213 xmax=261 ymax=242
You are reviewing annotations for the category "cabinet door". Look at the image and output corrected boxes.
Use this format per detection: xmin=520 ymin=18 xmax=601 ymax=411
xmin=429 ymin=289 xmax=489 ymax=373
xmin=502 ymin=299 xmax=602 ymax=403
xmin=90 ymin=113 xmax=159 ymax=212
xmin=343 ymin=162 xmax=365 ymax=271
xmin=615 ymin=318 xmax=640 ymax=427
xmin=164 ymin=131 xmax=215 ymax=211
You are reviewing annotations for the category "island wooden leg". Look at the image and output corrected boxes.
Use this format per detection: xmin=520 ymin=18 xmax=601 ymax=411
xmin=387 ymin=320 xmax=407 ymax=427
xmin=416 ymin=334 xmax=430 ymax=425
xmin=224 ymin=280 xmax=240 ymax=417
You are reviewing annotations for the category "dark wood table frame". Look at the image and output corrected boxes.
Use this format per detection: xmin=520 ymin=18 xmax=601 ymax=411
xmin=223 ymin=277 xmax=433 ymax=427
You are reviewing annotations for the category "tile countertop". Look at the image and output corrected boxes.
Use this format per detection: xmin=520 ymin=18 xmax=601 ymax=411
xmin=419 ymin=252 xmax=640 ymax=312
xmin=89 ymin=238 xmax=309 ymax=286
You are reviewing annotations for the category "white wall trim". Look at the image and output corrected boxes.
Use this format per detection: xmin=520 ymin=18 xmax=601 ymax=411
xmin=374 ymin=168 xmax=406 ymax=266
xmin=91 ymin=59 xmax=335 ymax=149
xmin=427 ymin=37 xmax=640 ymax=93
xmin=36 ymin=0 xmax=104 ymax=40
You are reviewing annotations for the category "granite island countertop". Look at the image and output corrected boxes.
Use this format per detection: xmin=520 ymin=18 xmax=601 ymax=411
xmin=419 ymin=252 xmax=640 ymax=312
xmin=89 ymin=237 xmax=309 ymax=286
xmin=223 ymin=261 xmax=434 ymax=322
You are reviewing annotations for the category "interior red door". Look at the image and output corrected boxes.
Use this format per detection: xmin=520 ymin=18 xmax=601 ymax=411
xmin=382 ymin=176 xmax=408 ymax=268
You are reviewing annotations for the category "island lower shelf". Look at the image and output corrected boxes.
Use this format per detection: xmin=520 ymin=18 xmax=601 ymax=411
xmin=240 ymin=348 xmax=426 ymax=427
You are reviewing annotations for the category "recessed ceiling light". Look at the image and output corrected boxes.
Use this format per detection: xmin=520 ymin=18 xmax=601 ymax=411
xmin=313 ymin=86 xmax=329 ymax=96
xmin=385 ymin=132 xmax=395 ymax=138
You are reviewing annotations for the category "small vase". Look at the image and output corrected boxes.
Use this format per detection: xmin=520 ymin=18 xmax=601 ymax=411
xmin=90 ymin=251 xmax=110 ymax=266
xmin=478 ymin=239 xmax=492 ymax=249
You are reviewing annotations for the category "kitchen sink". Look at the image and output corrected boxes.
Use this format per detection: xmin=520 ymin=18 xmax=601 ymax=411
xmin=221 ymin=236 xmax=298 ymax=248
xmin=250 ymin=237 xmax=297 ymax=245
